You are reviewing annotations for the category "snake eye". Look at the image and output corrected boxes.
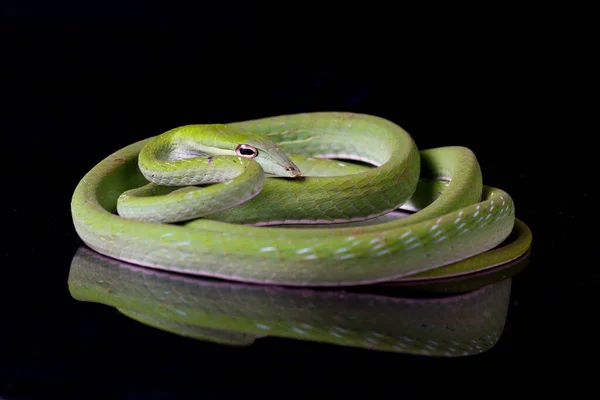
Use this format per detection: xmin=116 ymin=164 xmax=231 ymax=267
xmin=235 ymin=144 xmax=258 ymax=158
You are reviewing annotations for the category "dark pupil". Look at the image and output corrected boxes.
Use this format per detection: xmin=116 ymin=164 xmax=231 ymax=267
xmin=240 ymin=147 xmax=255 ymax=156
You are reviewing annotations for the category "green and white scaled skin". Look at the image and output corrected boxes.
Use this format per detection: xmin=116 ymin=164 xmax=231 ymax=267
xmin=70 ymin=112 xmax=532 ymax=286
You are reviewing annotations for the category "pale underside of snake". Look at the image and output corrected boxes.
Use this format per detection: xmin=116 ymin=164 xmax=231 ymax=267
xmin=71 ymin=112 xmax=532 ymax=287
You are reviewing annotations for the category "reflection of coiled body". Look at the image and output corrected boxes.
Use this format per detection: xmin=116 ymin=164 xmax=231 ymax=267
xmin=68 ymin=247 xmax=529 ymax=357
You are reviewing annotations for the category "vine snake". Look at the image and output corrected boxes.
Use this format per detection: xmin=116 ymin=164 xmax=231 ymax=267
xmin=71 ymin=112 xmax=532 ymax=286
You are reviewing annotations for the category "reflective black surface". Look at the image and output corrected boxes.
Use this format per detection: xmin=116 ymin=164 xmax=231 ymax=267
xmin=1 ymin=1 xmax=592 ymax=398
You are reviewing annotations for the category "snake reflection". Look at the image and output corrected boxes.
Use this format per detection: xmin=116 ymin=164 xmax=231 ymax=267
xmin=68 ymin=246 xmax=530 ymax=357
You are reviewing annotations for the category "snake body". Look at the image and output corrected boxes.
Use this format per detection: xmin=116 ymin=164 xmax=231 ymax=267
xmin=71 ymin=112 xmax=532 ymax=286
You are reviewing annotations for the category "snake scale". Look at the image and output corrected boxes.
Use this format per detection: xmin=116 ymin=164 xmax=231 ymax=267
xmin=71 ymin=112 xmax=532 ymax=286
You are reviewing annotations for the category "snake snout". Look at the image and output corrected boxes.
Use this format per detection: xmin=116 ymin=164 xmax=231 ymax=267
xmin=285 ymin=165 xmax=302 ymax=177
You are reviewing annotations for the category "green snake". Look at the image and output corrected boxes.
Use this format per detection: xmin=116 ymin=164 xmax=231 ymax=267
xmin=71 ymin=112 xmax=532 ymax=286
xmin=68 ymin=246 xmax=528 ymax=356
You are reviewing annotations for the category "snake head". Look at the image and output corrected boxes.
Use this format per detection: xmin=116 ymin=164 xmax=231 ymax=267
xmin=222 ymin=126 xmax=302 ymax=178
xmin=176 ymin=124 xmax=302 ymax=178
xmin=244 ymin=143 xmax=302 ymax=178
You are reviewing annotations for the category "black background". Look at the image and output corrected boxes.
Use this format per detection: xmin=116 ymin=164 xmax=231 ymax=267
xmin=1 ymin=1 xmax=593 ymax=398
